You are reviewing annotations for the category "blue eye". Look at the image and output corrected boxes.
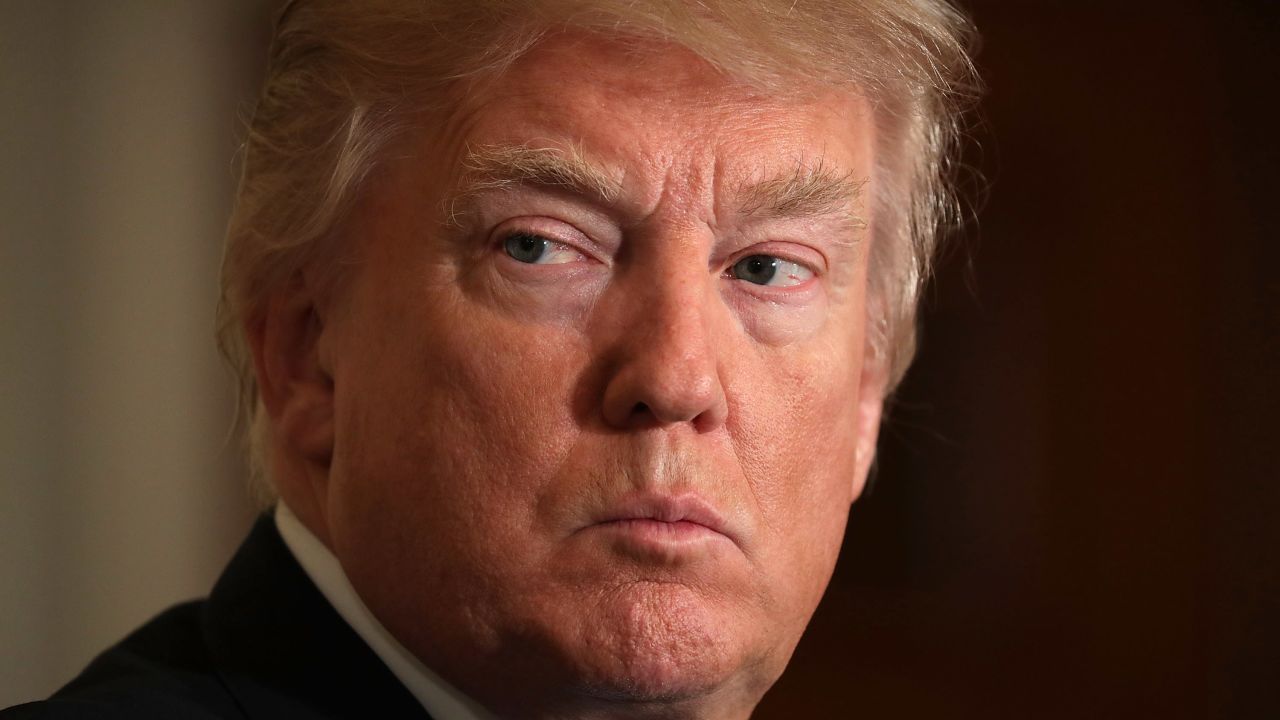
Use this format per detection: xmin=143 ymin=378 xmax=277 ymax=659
xmin=504 ymin=232 xmax=549 ymax=263
xmin=730 ymin=255 xmax=813 ymax=287
xmin=502 ymin=231 xmax=583 ymax=265
xmin=732 ymin=255 xmax=778 ymax=285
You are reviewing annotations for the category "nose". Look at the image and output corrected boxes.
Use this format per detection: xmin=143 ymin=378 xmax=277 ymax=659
xmin=599 ymin=269 xmax=729 ymax=432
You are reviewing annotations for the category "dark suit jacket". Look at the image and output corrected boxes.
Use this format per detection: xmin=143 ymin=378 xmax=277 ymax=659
xmin=2 ymin=515 xmax=433 ymax=719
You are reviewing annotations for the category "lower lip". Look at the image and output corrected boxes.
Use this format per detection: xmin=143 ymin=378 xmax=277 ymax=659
xmin=593 ymin=519 xmax=729 ymax=558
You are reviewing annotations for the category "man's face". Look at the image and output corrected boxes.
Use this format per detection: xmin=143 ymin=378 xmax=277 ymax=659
xmin=317 ymin=33 xmax=883 ymax=715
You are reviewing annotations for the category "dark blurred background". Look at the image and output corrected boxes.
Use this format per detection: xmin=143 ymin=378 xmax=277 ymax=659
xmin=2 ymin=1 xmax=1276 ymax=717
xmin=759 ymin=1 xmax=1279 ymax=717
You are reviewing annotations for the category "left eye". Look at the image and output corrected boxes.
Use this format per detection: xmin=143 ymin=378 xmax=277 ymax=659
xmin=729 ymin=255 xmax=814 ymax=287
xmin=503 ymin=232 xmax=583 ymax=265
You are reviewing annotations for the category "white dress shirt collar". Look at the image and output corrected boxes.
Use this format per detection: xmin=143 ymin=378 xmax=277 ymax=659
xmin=274 ymin=502 xmax=494 ymax=720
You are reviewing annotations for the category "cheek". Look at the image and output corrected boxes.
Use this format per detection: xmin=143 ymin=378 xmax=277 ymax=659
xmin=729 ymin=331 xmax=864 ymax=602
xmin=327 ymin=272 xmax=588 ymax=583
xmin=741 ymin=351 xmax=861 ymax=515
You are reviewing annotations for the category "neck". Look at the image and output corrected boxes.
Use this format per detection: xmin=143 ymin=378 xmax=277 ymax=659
xmin=270 ymin=453 xmax=334 ymax=549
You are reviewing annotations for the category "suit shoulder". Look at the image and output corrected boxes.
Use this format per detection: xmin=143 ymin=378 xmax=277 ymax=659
xmin=3 ymin=601 xmax=243 ymax=719
xmin=1 ymin=695 xmax=229 ymax=720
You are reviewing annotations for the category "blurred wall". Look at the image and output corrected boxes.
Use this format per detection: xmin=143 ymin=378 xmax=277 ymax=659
xmin=0 ymin=1 xmax=266 ymax=706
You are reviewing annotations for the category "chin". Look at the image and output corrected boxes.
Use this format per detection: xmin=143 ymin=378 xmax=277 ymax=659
xmin=557 ymin=580 xmax=766 ymax=705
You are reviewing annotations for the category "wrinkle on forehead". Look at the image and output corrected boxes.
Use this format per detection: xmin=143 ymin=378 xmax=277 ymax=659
xmin=445 ymin=139 xmax=867 ymax=240
xmin=426 ymin=32 xmax=874 ymax=234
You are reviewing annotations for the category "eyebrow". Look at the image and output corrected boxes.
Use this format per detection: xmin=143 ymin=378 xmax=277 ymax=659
xmin=448 ymin=143 xmax=866 ymax=232
xmin=451 ymin=143 xmax=622 ymax=212
xmin=736 ymin=159 xmax=868 ymax=228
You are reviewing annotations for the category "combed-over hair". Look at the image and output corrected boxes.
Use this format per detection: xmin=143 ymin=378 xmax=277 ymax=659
xmin=219 ymin=0 xmax=980 ymax=500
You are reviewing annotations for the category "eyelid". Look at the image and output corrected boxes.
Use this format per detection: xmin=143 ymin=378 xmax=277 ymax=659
xmin=490 ymin=216 xmax=602 ymax=263
xmin=725 ymin=243 xmax=824 ymax=278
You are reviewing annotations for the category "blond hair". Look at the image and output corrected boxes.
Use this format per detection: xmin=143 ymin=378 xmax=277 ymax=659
xmin=219 ymin=0 xmax=980 ymax=499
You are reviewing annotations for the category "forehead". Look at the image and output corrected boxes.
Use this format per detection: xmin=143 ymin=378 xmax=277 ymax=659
xmin=443 ymin=32 xmax=874 ymax=198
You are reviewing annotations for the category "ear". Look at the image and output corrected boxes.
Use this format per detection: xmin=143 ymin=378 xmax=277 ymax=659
xmin=246 ymin=272 xmax=335 ymax=469
xmin=851 ymin=352 xmax=889 ymax=501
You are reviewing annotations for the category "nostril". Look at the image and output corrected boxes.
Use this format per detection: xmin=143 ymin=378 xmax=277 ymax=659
xmin=631 ymin=402 xmax=650 ymax=416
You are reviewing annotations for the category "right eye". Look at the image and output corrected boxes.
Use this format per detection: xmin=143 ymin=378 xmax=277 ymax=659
xmin=502 ymin=231 xmax=583 ymax=265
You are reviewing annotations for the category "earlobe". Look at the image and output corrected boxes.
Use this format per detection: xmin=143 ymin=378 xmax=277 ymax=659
xmin=247 ymin=274 xmax=336 ymax=467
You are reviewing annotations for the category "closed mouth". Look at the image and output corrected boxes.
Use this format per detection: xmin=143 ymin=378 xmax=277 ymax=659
xmin=588 ymin=492 xmax=736 ymax=546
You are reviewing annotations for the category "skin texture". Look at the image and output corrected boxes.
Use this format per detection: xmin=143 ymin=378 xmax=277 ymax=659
xmin=251 ymin=33 xmax=886 ymax=720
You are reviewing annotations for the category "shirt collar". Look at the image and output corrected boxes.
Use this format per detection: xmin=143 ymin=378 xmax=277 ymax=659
xmin=274 ymin=502 xmax=494 ymax=720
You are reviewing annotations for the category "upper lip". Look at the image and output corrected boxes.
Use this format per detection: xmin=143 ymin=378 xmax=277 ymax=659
xmin=592 ymin=492 xmax=734 ymax=542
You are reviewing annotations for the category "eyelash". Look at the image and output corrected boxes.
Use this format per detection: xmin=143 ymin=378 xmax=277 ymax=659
xmin=727 ymin=245 xmax=820 ymax=275
xmin=499 ymin=230 xmax=586 ymax=265
xmin=493 ymin=221 xmax=821 ymax=287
